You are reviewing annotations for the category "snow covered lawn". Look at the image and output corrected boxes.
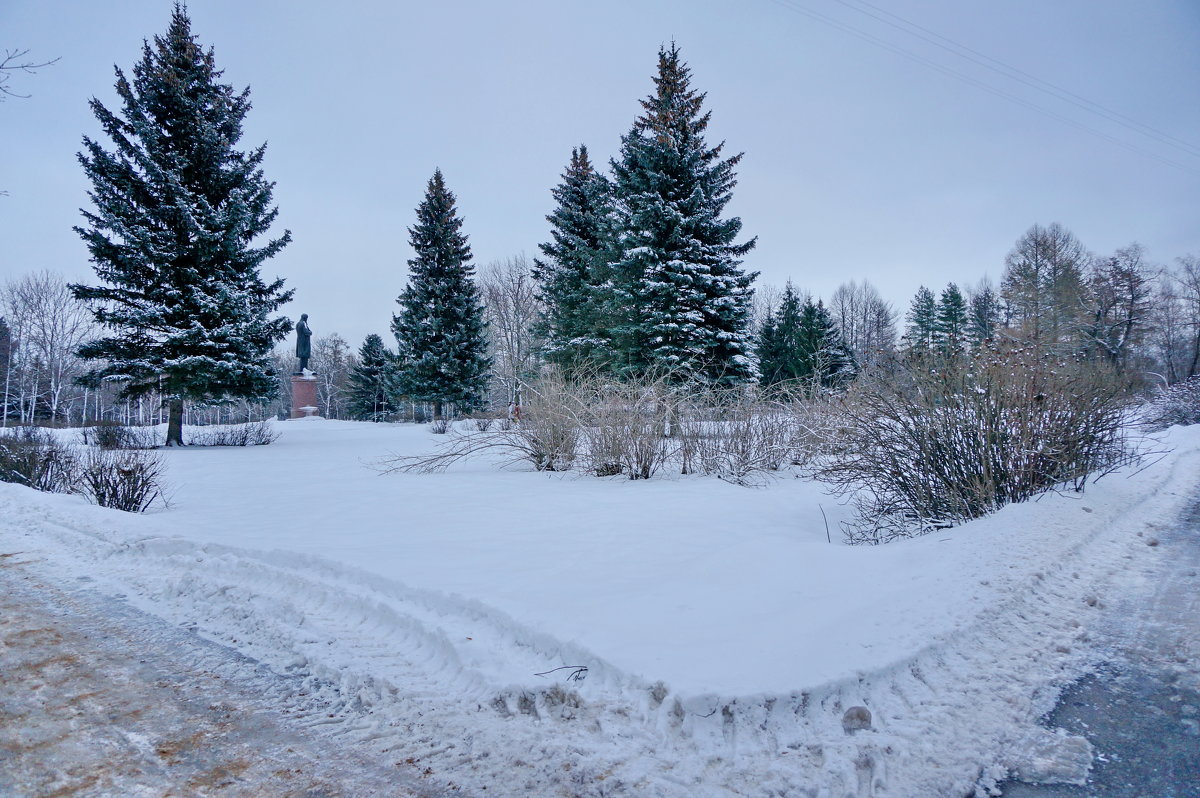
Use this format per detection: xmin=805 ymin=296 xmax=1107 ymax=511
xmin=3 ymin=418 xmax=1197 ymax=796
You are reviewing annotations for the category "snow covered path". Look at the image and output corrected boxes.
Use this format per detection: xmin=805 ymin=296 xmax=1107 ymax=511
xmin=0 ymin=555 xmax=441 ymax=797
xmin=3 ymin=420 xmax=1200 ymax=796
xmin=999 ymin=499 xmax=1200 ymax=796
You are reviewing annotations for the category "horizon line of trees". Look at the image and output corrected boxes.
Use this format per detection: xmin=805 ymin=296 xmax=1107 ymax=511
xmin=5 ymin=223 xmax=1199 ymax=428
xmin=4 ymin=5 xmax=1196 ymax=435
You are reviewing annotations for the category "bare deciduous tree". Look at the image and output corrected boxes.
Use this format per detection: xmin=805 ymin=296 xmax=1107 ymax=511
xmin=828 ymin=280 xmax=897 ymax=367
xmin=479 ymin=254 xmax=543 ymax=408
xmin=0 ymin=48 xmax=58 ymax=100
xmin=1 ymin=271 xmax=96 ymax=425
xmin=1083 ymin=243 xmax=1155 ymax=368
xmin=310 ymin=333 xmax=354 ymax=419
xmin=1000 ymin=223 xmax=1090 ymax=348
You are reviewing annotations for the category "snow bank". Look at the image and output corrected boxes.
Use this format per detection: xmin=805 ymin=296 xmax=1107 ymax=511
xmin=4 ymin=420 xmax=1198 ymax=796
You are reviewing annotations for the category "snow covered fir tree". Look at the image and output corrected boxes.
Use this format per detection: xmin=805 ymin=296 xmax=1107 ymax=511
xmin=531 ymin=145 xmax=614 ymax=374
xmin=70 ymin=4 xmax=292 ymax=446
xmin=391 ymin=170 xmax=491 ymax=419
xmin=348 ymin=334 xmax=397 ymax=422
xmin=606 ymin=43 xmax=758 ymax=384
xmin=531 ymin=44 xmax=757 ymax=385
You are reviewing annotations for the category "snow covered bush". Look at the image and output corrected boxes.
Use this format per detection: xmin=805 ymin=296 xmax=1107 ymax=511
xmin=186 ymin=420 xmax=278 ymax=447
xmin=813 ymin=344 xmax=1140 ymax=543
xmin=80 ymin=421 xmax=161 ymax=449
xmin=1141 ymin=377 xmax=1200 ymax=430
xmin=0 ymin=427 xmax=78 ymax=493
xmin=76 ymin=447 xmax=167 ymax=512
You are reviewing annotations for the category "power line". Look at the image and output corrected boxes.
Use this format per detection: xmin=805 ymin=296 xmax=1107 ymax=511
xmin=766 ymin=0 xmax=1199 ymax=174
xmin=831 ymin=0 xmax=1200 ymax=159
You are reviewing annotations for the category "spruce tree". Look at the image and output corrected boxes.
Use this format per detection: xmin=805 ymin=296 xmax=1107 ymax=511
xmin=968 ymin=283 xmax=1003 ymax=348
xmin=71 ymin=4 xmax=292 ymax=446
xmin=798 ymin=298 xmax=855 ymax=387
xmin=607 ymin=44 xmax=757 ymax=385
xmin=903 ymin=286 xmax=938 ymax=355
xmin=348 ymin=334 xmax=396 ymax=421
xmin=756 ymin=284 xmax=804 ymax=388
xmin=532 ymin=145 xmax=613 ymax=372
xmin=757 ymin=286 xmax=853 ymax=390
xmin=934 ymin=282 xmax=969 ymax=355
xmin=391 ymin=170 xmax=491 ymax=418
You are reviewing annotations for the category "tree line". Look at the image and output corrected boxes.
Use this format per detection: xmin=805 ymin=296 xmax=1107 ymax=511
xmin=2 ymin=6 xmax=1195 ymax=439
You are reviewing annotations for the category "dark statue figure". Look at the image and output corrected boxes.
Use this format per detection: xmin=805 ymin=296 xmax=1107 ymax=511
xmin=295 ymin=313 xmax=312 ymax=373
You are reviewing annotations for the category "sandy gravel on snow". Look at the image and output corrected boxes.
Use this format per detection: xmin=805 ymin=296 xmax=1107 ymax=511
xmin=0 ymin=555 xmax=444 ymax=798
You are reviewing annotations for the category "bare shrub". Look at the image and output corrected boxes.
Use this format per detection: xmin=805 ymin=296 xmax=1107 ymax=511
xmin=512 ymin=370 xmax=582 ymax=471
xmin=579 ymin=378 xmax=678 ymax=480
xmin=677 ymin=387 xmax=800 ymax=485
xmin=80 ymin=421 xmax=160 ymax=449
xmin=1141 ymin=377 xmax=1200 ymax=430
xmin=429 ymin=418 xmax=451 ymax=435
xmin=186 ymin=420 xmax=278 ymax=447
xmin=0 ymin=427 xmax=78 ymax=492
xmin=76 ymin=448 xmax=167 ymax=512
xmin=812 ymin=344 xmax=1141 ymax=544
xmin=470 ymin=414 xmax=496 ymax=432
xmin=381 ymin=369 xmax=582 ymax=474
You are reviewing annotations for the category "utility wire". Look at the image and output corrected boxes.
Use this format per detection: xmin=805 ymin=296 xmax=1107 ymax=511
xmin=831 ymin=0 xmax=1200 ymax=159
xmin=766 ymin=0 xmax=1199 ymax=174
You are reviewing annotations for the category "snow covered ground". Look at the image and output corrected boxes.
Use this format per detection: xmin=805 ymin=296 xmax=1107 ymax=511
xmin=2 ymin=419 xmax=1198 ymax=796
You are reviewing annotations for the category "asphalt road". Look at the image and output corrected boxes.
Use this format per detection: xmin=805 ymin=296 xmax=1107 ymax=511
xmin=999 ymin=502 xmax=1200 ymax=797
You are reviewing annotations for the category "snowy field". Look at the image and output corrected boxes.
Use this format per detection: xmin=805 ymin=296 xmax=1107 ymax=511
xmin=3 ymin=419 xmax=1198 ymax=796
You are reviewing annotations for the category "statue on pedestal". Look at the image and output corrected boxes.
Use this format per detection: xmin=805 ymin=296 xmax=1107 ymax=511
xmin=294 ymin=313 xmax=312 ymax=374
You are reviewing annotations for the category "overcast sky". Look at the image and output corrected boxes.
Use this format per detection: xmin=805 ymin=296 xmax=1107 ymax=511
xmin=3 ymin=0 xmax=1198 ymax=349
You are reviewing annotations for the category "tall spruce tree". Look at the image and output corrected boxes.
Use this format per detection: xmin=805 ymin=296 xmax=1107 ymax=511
xmin=607 ymin=44 xmax=757 ymax=384
xmin=934 ymin=282 xmax=969 ymax=355
xmin=903 ymin=286 xmax=938 ymax=355
xmin=391 ymin=170 xmax=491 ymax=418
xmin=347 ymin=334 xmax=396 ymax=421
xmin=532 ymin=145 xmax=613 ymax=372
xmin=71 ymin=4 xmax=292 ymax=446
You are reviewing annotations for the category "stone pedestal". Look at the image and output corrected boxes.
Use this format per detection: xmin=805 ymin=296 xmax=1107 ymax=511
xmin=290 ymin=373 xmax=319 ymax=418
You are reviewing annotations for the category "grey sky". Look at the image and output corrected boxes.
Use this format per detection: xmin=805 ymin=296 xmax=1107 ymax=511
xmin=3 ymin=0 xmax=1198 ymax=350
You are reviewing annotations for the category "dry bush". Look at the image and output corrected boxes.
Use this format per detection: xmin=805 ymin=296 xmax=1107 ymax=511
xmin=676 ymin=387 xmax=800 ymax=485
xmin=76 ymin=448 xmax=167 ymax=512
xmin=381 ymin=369 xmax=583 ymax=474
xmin=80 ymin=421 xmax=161 ymax=449
xmin=580 ymin=377 xmax=678 ymax=480
xmin=428 ymin=418 xmax=451 ymax=435
xmin=0 ymin=427 xmax=78 ymax=493
xmin=1141 ymin=377 xmax=1200 ymax=430
xmin=812 ymin=344 xmax=1141 ymax=544
xmin=469 ymin=413 xmax=497 ymax=432
xmin=186 ymin=420 xmax=278 ymax=446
